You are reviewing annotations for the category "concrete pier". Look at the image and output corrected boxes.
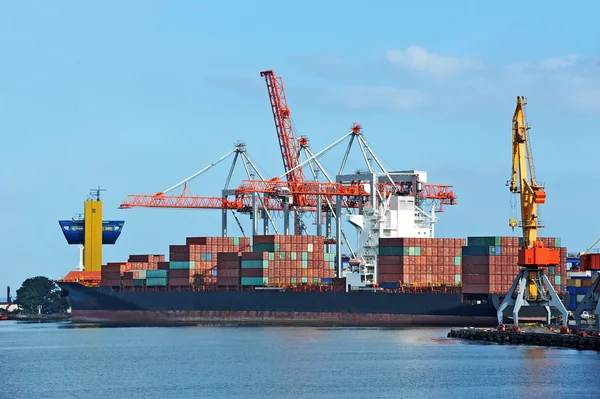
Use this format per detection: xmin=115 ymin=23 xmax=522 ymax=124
xmin=448 ymin=327 xmax=600 ymax=351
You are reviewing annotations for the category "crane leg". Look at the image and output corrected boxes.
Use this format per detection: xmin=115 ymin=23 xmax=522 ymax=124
xmin=283 ymin=203 xmax=290 ymax=235
xmin=574 ymin=275 xmax=600 ymax=329
xmin=511 ymin=274 xmax=528 ymax=326
xmin=497 ymin=269 xmax=523 ymax=325
xmin=251 ymin=193 xmax=258 ymax=238
xmin=221 ymin=209 xmax=227 ymax=237
xmin=544 ymin=305 xmax=551 ymax=325
xmin=262 ymin=210 xmax=269 ymax=235
xmin=596 ymin=299 xmax=600 ymax=330
xmin=541 ymin=273 xmax=568 ymax=327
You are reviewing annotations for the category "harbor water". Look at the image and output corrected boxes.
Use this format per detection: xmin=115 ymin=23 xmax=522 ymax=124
xmin=1 ymin=321 xmax=598 ymax=399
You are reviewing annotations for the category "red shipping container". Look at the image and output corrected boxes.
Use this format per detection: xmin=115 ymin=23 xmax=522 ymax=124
xmin=217 ymin=277 xmax=239 ymax=286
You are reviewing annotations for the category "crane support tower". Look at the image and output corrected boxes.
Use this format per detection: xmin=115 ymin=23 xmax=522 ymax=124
xmin=574 ymin=238 xmax=600 ymax=329
xmin=497 ymin=96 xmax=568 ymax=326
xmin=574 ymin=276 xmax=600 ymax=329
xmin=59 ymin=188 xmax=124 ymax=272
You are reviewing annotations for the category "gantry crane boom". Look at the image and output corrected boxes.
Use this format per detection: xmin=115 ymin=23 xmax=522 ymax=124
xmin=120 ymin=193 xmax=284 ymax=210
xmin=580 ymin=237 xmax=600 ymax=255
xmin=509 ymin=95 xmax=546 ymax=249
xmin=497 ymin=95 xmax=567 ymax=327
xmin=235 ymin=179 xmax=456 ymax=207
xmin=260 ymin=70 xmax=307 ymax=207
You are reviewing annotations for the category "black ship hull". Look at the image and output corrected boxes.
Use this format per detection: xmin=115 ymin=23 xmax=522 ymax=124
xmin=58 ymin=282 xmax=569 ymax=327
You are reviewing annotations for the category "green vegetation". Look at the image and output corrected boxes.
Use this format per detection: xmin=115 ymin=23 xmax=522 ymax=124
xmin=15 ymin=276 xmax=69 ymax=314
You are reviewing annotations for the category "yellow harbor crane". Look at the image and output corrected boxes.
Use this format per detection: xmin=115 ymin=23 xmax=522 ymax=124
xmin=497 ymin=96 xmax=568 ymax=326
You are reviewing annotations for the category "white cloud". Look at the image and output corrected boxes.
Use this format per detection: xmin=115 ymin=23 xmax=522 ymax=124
xmin=503 ymin=55 xmax=600 ymax=113
xmin=540 ymin=54 xmax=579 ymax=70
xmin=385 ymin=46 xmax=479 ymax=78
xmin=328 ymin=85 xmax=428 ymax=112
xmin=320 ymin=51 xmax=599 ymax=115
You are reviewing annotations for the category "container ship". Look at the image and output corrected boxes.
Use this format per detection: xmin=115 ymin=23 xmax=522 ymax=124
xmin=58 ymin=234 xmax=570 ymax=327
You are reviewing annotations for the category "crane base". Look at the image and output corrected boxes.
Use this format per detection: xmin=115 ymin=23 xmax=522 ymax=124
xmin=497 ymin=267 xmax=568 ymax=327
xmin=574 ymin=276 xmax=600 ymax=330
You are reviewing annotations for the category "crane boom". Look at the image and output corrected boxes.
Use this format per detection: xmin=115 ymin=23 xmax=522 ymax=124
xmin=509 ymin=96 xmax=547 ymax=249
xmin=260 ymin=70 xmax=307 ymax=207
xmin=120 ymin=193 xmax=284 ymax=210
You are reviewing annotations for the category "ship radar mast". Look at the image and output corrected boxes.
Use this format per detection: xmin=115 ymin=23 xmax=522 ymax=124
xmin=90 ymin=186 xmax=106 ymax=201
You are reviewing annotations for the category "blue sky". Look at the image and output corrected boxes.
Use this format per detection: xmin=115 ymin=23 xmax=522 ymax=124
xmin=1 ymin=1 xmax=599 ymax=297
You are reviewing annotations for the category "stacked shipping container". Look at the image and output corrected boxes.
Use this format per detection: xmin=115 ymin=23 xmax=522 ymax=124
xmin=100 ymin=254 xmax=164 ymax=287
xmin=461 ymin=236 xmax=567 ymax=294
xmin=167 ymin=236 xmax=251 ymax=286
xmin=579 ymin=254 xmax=600 ymax=271
xmin=565 ymin=271 xmax=600 ymax=310
xmin=216 ymin=235 xmax=336 ymax=287
xmin=377 ymin=237 xmax=466 ymax=287
xmin=100 ymin=235 xmax=333 ymax=289
xmin=216 ymin=252 xmax=241 ymax=287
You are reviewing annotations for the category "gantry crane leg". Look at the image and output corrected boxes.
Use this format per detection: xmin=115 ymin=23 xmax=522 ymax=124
xmin=574 ymin=276 xmax=600 ymax=330
xmin=498 ymin=267 xmax=568 ymax=326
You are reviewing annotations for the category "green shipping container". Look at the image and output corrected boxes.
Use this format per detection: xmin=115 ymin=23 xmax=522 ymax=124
xmin=291 ymin=277 xmax=297 ymax=284
xmin=133 ymin=279 xmax=145 ymax=287
xmin=302 ymin=260 xmax=308 ymax=268
xmin=146 ymin=277 xmax=168 ymax=286
xmin=268 ymin=252 xmax=275 ymax=261
xmin=241 ymin=260 xmax=268 ymax=269
xmin=170 ymin=261 xmax=196 ymax=270
xmin=241 ymin=277 xmax=268 ymax=286
xmin=555 ymin=238 xmax=561 ymax=248
xmin=291 ymin=252 xmax=297 ymax=260
xmin=467 ymin=236 xmax=502 ymax=247
xmin=455 ymin=274 xmax=461 ymax=284
xmin=378 ymin=246 xmax=402 ymax=256
xmin=147 ymin=269 xmax=168 ymax=278
xmin=280 ymin=252 xmax=286 ymax=260
xmin=233 ymin=237 xmax=240 ymax=246
xmin=302 ymin=252 xmax=308 ymax=261
xmin=414 ymin=247 xmax=421 ymax=256
xmin=454 ymin=256 xmax=461 ymax=266
xmin=548 ymin=266 xmax=555 ymax=275
xmin=252 ymin=244 xmax=279 ymax=252
xmin=301 ymin=277 xmax=308 ymax=283
xmin=554 ymin=276 xmax=561 ymax=286
xmin=201 ymin=253 xmax=206 ymax=261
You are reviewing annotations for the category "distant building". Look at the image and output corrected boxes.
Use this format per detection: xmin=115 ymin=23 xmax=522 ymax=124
xmin=0 ymin=303 xmax=20 ymax=313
